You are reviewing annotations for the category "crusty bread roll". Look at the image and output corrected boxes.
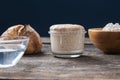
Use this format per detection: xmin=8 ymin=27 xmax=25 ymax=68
xmin=1 ymin=24 xmax=42 ymax=54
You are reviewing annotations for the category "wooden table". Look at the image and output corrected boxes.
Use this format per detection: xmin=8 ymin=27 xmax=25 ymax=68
xmin=0 ymin=37 xmax=120 ymax=80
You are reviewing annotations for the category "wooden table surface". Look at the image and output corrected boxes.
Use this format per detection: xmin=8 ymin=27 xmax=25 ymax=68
xmin=0 ymin=37 xmax=120 ymax=80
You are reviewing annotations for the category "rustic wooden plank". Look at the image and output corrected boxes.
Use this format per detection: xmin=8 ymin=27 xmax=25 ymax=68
xmin=0 ymin=71 xmax=120 ymax=80
xmin=42 ymin=37 xmax=92 ymax=44
xmin=0 ymin=38 xmax=120 ymax=80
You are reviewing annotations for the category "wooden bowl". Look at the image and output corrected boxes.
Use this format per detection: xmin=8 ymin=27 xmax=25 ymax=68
xmin=88 ymin=28 xmax=120 ymax=54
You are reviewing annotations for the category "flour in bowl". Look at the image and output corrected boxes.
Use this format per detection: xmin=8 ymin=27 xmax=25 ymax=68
xmin=102 ymin=23 xmax=120 ymax=31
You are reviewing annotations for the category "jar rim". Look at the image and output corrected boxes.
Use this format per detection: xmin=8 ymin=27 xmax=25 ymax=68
xmin=48 ymin=30 xmax=86 ymax=34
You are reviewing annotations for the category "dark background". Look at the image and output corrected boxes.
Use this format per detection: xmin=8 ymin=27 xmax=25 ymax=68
xmin=0 ymin=0 xmax=120 ymax=37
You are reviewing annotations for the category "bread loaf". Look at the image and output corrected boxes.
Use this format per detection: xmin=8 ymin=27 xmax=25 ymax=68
xmin=1 ymin=24 xmax=42 ymax=54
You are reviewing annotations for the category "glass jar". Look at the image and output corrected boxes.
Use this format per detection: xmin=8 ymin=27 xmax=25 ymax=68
xmin=49 ymin=24 xmax=86 ymax=58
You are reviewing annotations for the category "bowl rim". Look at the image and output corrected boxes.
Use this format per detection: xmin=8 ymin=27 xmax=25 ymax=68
xmin=0 ymin=36 xmax=29 ymax=43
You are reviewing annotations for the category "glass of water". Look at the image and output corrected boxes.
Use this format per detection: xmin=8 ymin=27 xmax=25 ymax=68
xmin=0 ymin=36 xmax=29 ymax=68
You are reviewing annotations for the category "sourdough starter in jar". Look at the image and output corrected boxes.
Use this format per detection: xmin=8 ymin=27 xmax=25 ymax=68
xmin=49 ymin=24 xmax=85 ymax=58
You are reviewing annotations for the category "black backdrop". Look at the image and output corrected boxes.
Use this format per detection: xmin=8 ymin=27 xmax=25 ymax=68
xmin=0 ymin=0 xmax=120 ymax=36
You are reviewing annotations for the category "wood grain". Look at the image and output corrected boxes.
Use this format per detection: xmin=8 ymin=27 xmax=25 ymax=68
xmin=0 ymin=37 xmax=120 ymax=80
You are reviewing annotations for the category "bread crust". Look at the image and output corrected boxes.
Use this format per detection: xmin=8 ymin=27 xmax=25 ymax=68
xmin=1 ymin=24 xmax=42 ymax=54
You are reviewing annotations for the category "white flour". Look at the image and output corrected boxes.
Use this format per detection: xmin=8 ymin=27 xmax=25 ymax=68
xmin=102 ymin=23 xmax=120 ymax=31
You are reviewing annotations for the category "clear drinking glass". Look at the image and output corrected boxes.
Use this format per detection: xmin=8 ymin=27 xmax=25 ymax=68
xmin=0 ymin=36 xmax=29 ymax=68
